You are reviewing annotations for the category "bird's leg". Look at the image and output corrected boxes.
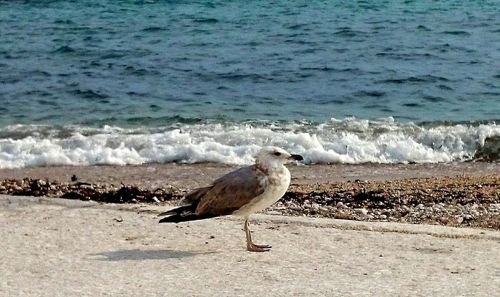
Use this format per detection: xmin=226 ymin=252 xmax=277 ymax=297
xmin=244 ymin=219 xmax=271 ymax=252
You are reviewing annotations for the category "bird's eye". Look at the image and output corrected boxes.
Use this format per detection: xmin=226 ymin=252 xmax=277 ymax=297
xmin=273 ymin=152 xmax=282 ymax=156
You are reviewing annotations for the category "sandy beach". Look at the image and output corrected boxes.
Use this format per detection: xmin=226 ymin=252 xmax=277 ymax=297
xmin=0 ymin=163 xmax=498 ymax=296
xmin=1 ymin=195 xmax=499 ymax=297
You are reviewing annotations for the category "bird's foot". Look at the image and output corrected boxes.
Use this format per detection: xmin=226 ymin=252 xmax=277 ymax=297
xmin=247 ymin=243 xmax=272 ymax=252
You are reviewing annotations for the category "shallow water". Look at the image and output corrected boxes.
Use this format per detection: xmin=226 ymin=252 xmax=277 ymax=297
xmin=0 ymin=1 xmax=499 ymax=167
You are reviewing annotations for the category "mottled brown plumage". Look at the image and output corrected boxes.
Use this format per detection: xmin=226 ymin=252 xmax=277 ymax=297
xmin=195 ymin=165 xmax=268 ymax=216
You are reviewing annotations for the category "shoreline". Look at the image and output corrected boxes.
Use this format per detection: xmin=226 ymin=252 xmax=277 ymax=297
xmin=0 ymin=162 xmax=498 ymax=189
xmin=0 ymin=162 xmax=498 ymax=230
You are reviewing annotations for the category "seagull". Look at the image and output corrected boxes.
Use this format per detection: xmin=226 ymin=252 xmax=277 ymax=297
xmin=158 ymin=146 xmax=303 ymax=252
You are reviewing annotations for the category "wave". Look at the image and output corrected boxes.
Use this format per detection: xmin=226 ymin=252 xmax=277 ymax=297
xmin=0 ymin=117 xmax=498 ymax=168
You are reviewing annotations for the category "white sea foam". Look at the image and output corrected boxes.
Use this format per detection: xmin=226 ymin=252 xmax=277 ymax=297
xmin=0 ymin=118 xmax=498 ymax=168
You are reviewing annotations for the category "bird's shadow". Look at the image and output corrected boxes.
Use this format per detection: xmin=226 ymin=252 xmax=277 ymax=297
xmin=89 ymin=249 xmax=218 ymax=261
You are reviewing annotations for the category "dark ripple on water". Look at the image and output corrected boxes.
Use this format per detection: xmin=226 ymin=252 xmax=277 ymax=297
xmin=53 ymin=45 xmax=76 ymax=53
xmin=141 ymin=26 xmax=167 ymax=32
xmin=70 ymin=89 xmax=109 ymax=100
xmin=379 ymin=75 xmax=450 ymax=84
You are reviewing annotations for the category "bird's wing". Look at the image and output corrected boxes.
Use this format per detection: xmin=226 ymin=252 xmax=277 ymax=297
xmin=181 ymin=186 xmax=212 ymax=205
xmin=195 ymin=165 xmax=269 ymax=216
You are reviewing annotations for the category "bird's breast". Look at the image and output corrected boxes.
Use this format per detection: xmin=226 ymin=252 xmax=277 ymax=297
xmin=233 ymin=167 xmax=291 ymax=217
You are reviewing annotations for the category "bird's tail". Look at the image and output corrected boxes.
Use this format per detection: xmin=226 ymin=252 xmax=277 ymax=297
xmin=158 ymin=205 xmax=215 ymax=223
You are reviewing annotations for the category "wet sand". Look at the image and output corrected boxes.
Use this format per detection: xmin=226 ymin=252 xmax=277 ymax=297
xmin=0 ymin=162 xmax=498 ymax=190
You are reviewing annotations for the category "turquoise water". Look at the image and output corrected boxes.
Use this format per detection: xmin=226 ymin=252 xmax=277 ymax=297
xmin=1 ymin=0 xmax=499 ymax=126
xmin=0 ymin=1 xmax=499 ymax=167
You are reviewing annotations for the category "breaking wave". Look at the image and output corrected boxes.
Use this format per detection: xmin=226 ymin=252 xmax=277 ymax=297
xmin=0 ymin=117 xmax=498 ymax=168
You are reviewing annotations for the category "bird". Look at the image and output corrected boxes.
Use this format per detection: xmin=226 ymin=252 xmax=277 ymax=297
xmin=158 ymin=146 xmax=303 ymax=252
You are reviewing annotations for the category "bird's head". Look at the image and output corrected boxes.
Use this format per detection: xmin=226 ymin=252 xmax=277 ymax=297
xmin=255 ymin=146 xmax=303 ymax=169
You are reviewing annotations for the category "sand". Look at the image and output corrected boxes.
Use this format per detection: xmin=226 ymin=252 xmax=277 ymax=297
xmin=1 ymin=195 xmax=500 ymax=297
xmin=0 ymin=162 xmax=498 ymax=190
xmin=1 ymin=163 xmax=498 ymax=229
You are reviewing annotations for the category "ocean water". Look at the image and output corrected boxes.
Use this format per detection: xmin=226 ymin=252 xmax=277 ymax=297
xmin=0 ymin=1 xmax=499 ymax=168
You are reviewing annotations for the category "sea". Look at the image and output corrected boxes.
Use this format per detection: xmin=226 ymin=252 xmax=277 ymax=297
xmin=0 ymin=0 xmax=499 ymax=168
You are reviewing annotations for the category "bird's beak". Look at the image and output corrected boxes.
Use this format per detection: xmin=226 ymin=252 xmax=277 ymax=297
xmin=289 ymin=154 xmax=303 ymax=161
